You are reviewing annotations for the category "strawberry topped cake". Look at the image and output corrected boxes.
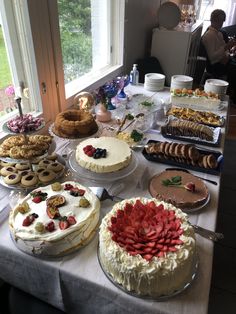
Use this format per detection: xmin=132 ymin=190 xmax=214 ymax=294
xmin=99 ymin=197 xmax=196 ymax=297
xmin=9 ymin=181 xmax=100 ymax=257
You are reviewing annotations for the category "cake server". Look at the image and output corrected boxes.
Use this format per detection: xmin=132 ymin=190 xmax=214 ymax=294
xmin=165 ymin=167 xmax=218 ymax=185
xmin=191 ymin=224 xmax=224 ymax=242
xmin=89 ymin=187 xmax=123 ymax=202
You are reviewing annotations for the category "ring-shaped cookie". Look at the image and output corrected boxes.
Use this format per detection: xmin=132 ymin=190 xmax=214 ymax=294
xmin=38 ymin=159 xmax=53 ymax=168
xmin=38 ymin=170 xmax=56 ymax=183
xmin=15 ymin=162 xmax=31 ymax=170
xmin=47 ymin=162 xmax=64 ymax=173
xmin=0 ymin=166 xmax=17 ymax=177
xmin=4 ymin=173 xmax=22 ymax=185
xmin=21 ymin=173 xmax=39 ymax=187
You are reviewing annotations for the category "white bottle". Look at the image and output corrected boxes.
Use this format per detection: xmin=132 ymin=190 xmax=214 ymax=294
xmin=130 ymin=64 xmax=139 ymax=85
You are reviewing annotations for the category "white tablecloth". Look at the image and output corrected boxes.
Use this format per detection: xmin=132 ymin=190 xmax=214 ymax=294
xmin=0 ymin=85 xmax=228 ymax=314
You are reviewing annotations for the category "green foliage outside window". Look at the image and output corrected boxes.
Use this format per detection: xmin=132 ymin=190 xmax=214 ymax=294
xmin=58 ymin=0 xmax=92 ymax=83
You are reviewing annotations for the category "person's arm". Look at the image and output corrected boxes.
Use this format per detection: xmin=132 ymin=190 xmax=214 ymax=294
xmin=202 ymin=31 xmax=228 ymax=64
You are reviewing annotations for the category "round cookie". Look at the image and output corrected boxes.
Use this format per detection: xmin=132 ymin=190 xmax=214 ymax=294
xmin=9 ymin=147 xmax=22 ymax=159
xmin=202 ymin=155 xmax=209 ymax=168
xmin=4 ymin=173 xmax=21 ymax=185
xmin=0 ymin=161 xmax=15 ymax=167
xmin=174 ymin=144 xmax=182 ymax=158
xmin=28 ymin=135 xmax=53 ymax=144
xmin=2 ymin=135 xmax=26 ymax=149
xmin=187 ymin=146 xmax=200 ymax=162
xmin=46 ymin=153 xmax=57 ymax=161
xmin=15 ymin=162 xmax=31 ymax=170
xmin=164 ymin=142 xmax=171 ymax=156
xmin=38 ymin=159 xmax=53 ymax=168
xmin=38 ymin=170 xmax=56 ymax=183
xmin=0 ymin=146 xmax=10 ymax=157
xmin=0 ymin=166 xmax=17 ymax=176
xmin=207 ymin=154 xmax=218 ymax=169
xmin=21 ymin=173 xmax=39 ymax=187
xmin=169 ymin=142 xmax=177 ymax=157
xmin=47 ymin=162 xmax=64 ymax=173
xmin=35 ymin=167 xmax=47 ymax=175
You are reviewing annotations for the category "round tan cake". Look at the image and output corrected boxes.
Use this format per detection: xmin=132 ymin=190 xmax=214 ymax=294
xmin=9 ymin=181 xmax=100 ymax=257
xmin=75 ymin=137 xmax=132 ymax=173
xmin=53 ymin=109 xmax=98 ymax=138
xmin=99 ymin=197 xmax=196 ymax=298
xmin=149 ymin=170 xmax=209 ymax=210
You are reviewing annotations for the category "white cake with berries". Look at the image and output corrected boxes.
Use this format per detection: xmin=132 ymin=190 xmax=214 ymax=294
xmin=75 ymin=137 xmax=132 ymax=173
xmin=99 ymin=197 xmax=196 ymax=297
xmin=9 ymin=181 xmax=100 ymax=257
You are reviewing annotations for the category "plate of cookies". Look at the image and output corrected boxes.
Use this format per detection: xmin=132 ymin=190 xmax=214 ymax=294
xmin=0 ymin=134 xmax=54 ymax=163
xmin=142 ymin=140 xmax=223 ymax=175
xmin=0 ymin=154 xmax=66 ymax=191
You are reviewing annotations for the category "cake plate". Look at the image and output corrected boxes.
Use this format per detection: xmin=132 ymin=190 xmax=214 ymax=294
xmin=48 ymin=121 xmax=103 ymax=143
xmin=2 ymin=120 xmax=46 ymax=135
xmin=68 ymin=151 xmax=138 ymax=183
xmin=0 ymin=155 xmax=66 ymax=191
xmin=97 ymin=244 xmax=198 ymax=301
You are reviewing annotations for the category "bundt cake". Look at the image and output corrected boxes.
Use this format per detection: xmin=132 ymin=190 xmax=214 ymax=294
xmin=53 ymin=109 xmax=98 ymax=138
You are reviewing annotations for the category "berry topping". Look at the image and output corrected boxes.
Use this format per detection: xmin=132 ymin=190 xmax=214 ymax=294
xmin=70 ymin=187 xmax=85 ymax=197
xmin=22 ymin=214 xmax=36 ymax=226
xmin=64 ymin=183 xmax=74 ymax=190
xmin=67 ymin=216 xmax=77 ymax=225
xmin=59 ymin=217 xmax=69 ymax=230
xmin=32 ymin=196 xmax=43 ymax=203
xmin=45 ymin=221 xmax=55 ymax=232
xmin=9 ymin=174 xmax=16 ymax=179
xmin=30 ymin=190 xmax=48 ymax=201
xmin=108 ymin=200 xmax=184 ymax=262
xmin=83 ymin=145 xmax=107 ymax=159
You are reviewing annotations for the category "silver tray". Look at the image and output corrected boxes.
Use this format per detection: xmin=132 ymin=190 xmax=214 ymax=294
xmin=2 ymin=120 xmax=46 ymax=135
xmin=0 ymin=140 xmax=56 ymax=164
xmin=0 ymin=155 xmax=66 ymax=191
xmin=48 ymin=121 xmax=103 ymax=142
xmin=97 ymin=245 xmax=198 ymax=301
xmin=68 ymin=150 xmax=138 ymax=183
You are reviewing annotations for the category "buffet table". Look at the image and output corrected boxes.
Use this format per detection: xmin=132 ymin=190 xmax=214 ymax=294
xmin=0 ymin=85 xmax=228 ymax=314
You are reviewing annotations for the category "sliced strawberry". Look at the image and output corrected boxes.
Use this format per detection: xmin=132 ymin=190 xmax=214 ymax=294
xmin=67 ymin=216 xmax=77 ymax=225
xmin=59 ymin=220 xmax=69 ymax=230
xmin=22 ymin=214 xmax=35 ymax=226
xmin=32 ymin=196 xmax=42 ymax=203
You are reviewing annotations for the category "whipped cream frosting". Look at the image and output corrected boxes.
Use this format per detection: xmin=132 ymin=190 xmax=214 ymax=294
xmin=75 ymin=137 xmax=132 ymax=173
xmin=99 ymin=197 xmax=196 ymax=297
xmin=9 ymin=181 xmax=100 ymax=257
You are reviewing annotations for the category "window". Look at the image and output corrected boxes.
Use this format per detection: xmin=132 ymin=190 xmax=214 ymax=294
xmin=53 ymin=0 xmax=125 ymax=101
xmin=0 ymin=0 xmax=42 ymax=126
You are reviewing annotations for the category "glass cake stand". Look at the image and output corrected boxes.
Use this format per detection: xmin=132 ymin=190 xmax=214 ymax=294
xmin=48 ymin=121 xmax=103 ymax=143
xmin=97 ymin=244 xmax=199 ymax=301
xmin=68 ymin=150 xmax=139 ymax=183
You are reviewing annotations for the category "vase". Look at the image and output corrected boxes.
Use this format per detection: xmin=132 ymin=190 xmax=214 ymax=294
xmin=96 ymin=103 xmax=112 ymax=122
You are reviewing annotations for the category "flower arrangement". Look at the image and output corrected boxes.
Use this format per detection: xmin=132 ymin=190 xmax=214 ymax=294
xmin=95 ymin=80 xmax=119 ymax=110
xmin=5 ymin=85 xmax=15 ymax=97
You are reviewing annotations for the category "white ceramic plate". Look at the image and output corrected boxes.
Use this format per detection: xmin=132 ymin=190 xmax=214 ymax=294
xmin=157 ymin=2 xmax=181 ymax=30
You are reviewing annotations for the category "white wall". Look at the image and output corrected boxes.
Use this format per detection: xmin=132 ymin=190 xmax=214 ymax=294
xmin=124 ymin=0 xmax=160 ymax=74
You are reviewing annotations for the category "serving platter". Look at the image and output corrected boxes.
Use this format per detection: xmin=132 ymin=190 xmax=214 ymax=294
xmin=142 ymin=140 xmax=223 ymax=175
xmin=0 ymin=155 xmax=66 ymax=191
xmin=68 ymin=150 xmax=138 ymax=183
xmin=97 ymin=244 xmax=198 ymax=301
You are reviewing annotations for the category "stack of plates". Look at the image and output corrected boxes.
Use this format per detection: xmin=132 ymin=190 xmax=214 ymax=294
xmin=204 ymin=79 xmax=229 ymax=96
xmin=170 ymin=75 xmax=193 ymax=91
xmin=144 ymin=73 xmax=165 ymax=92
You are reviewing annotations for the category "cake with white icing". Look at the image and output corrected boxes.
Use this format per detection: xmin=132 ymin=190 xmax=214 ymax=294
xmin=9 ymin=181 xmax=100 ymax=257
xmin=171 ymin=88 xmax=221 ymax=111
xmin=99 ymin=197 xmax=196 ymax=297
xmin=75 ymin=137 xmax=132 ymax=173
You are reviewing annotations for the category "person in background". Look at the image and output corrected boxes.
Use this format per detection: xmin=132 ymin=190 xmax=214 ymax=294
xmin=202 ymin=9 xmax=236 ymax=103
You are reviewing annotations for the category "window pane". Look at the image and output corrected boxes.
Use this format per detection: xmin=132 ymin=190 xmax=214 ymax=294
xmin=58 ymin=0 xmax=93 ymax=84
xmin=0 ymin=24 xmax=17 ymax=116
xmin=57 ymin=0 xmax=110 ymax=85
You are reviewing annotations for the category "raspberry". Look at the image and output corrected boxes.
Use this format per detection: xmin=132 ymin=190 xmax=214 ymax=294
xmin=32 ymin=196 xmax=42 ymax=203
xmin=64 ymin=184 xmax=74 ymax=190
xmin=45 ymin=221 xmax=55 ymax=232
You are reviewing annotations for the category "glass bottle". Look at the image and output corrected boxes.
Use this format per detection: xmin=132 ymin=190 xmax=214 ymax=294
xmin=130 ymin=64 xmax=139 ymax=85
